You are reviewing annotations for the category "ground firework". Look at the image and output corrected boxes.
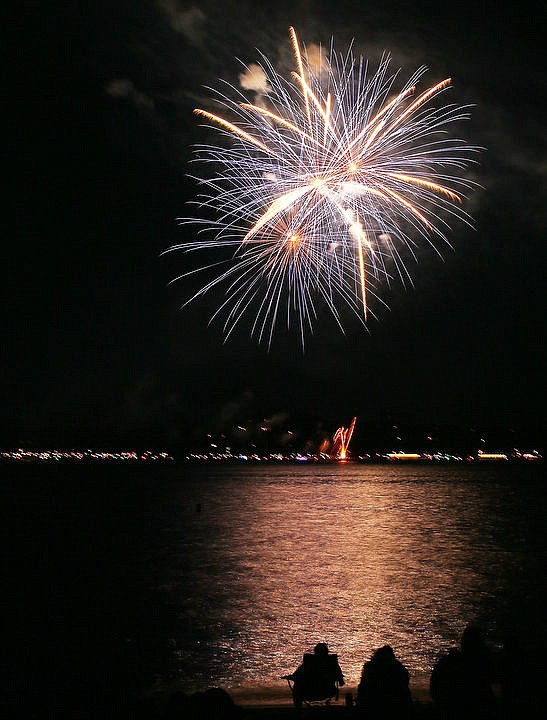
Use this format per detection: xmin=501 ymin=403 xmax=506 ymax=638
xmin=168 ymin=27 xmax=479 ymax=346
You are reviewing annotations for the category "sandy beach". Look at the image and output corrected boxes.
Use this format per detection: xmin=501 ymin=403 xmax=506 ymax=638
xmin=227 ymin=676 xmax=432 ymax=706
xmin=215 ymin=682 xmax=436 ymax=719
xmin=239 ymin=707 xmax=435 ymax=720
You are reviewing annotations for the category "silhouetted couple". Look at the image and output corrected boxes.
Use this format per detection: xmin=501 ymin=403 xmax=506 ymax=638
xmin=285 ymin=642 xmax=412 ymax=717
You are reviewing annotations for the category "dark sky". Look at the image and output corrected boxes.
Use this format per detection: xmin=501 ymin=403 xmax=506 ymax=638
xmin=4 ymin=0 xmax=546 ymax=451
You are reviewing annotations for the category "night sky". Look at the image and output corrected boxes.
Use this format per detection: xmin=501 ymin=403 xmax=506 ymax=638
xmin=4 ymin=0 xmax=546 ymax=452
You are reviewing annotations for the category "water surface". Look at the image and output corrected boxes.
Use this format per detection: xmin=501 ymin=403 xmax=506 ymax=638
xmin=4 ymin=461 xmax=546 ymax=703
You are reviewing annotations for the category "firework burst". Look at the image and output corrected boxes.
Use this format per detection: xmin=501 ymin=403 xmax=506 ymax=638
xmin=167 ymin=27 xmax=479 ymax=346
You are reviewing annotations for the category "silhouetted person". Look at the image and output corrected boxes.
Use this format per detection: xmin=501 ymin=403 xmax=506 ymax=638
xmin=430 ymin=624 xmax=497 ymax=720
xmin=283 ymin=642 xmax=345 ymax=708
xmin=356 ymin=644 xmax=412 ymax=719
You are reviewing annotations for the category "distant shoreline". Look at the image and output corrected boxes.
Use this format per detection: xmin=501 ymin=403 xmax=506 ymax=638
xmin=0 ymin=448 xmax=543 ymax=464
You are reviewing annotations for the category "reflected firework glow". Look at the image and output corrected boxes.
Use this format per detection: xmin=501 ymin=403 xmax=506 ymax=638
xmin=167 ymin=464 xmax=543 ymax=696
xmin=168 ymin=27 xmax=479 ymax=345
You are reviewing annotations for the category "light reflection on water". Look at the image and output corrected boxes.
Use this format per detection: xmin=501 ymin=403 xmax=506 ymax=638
xmin=159 ymin=463 xmax=546 ymax=691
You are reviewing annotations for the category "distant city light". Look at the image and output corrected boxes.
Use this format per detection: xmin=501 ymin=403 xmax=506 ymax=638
xmin=0 ymin=448 xmax=173 ymax=463
xmin=387 ymin=453 xmax=422 ymax=461
xmin=477 ymin=451 xmax=508 ymax=461
xmin=0 ymin=441 xmax=541 ymax=466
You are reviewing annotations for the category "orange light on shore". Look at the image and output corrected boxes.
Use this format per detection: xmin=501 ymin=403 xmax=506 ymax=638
xmin=477 ymin=452 xmax=508 ymax=461
xmin=387 ymin=453 xmax=422 ymax=461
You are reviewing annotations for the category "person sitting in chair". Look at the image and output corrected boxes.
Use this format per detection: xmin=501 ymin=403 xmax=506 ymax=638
xmin=283 ymin=643 xmax=345 ymax=708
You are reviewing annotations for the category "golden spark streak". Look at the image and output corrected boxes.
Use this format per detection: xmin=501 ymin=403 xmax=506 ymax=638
xmin=385 ymin=172 xmax=462 ymax=202
xmin=385 ymin=78 xmax=451 ymax=133
xmin=345 ymin=86 xmax=416 ymax=155
xmin=292 ymin=72 xmax=337 ymax=141
xmin=193 ymin=109 xmax=276 ymax=156
xmin=382 ymin=187 xmax=432 ymax=228
xmin=342 ymin=207 xmax=369 ymax=318
xmin=239 ymin=103 xmax=319 ymax=145
xmin=357 ymin=231 xmax=368 ymax=319
xmin=289 ymin=26 xmax=312 ymax=131
xmin=243 ymin=185 xmax=316 ymax=242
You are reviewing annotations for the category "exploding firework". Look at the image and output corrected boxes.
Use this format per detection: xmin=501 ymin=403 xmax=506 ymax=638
xmin=167 ymin=28 xmax=478 ymax=346
xmin=331 ymin=416 xmax=357 ymax=460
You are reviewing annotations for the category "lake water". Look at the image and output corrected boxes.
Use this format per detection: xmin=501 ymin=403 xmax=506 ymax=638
xmin=4 ymin=461 xmax=546 ymax=710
